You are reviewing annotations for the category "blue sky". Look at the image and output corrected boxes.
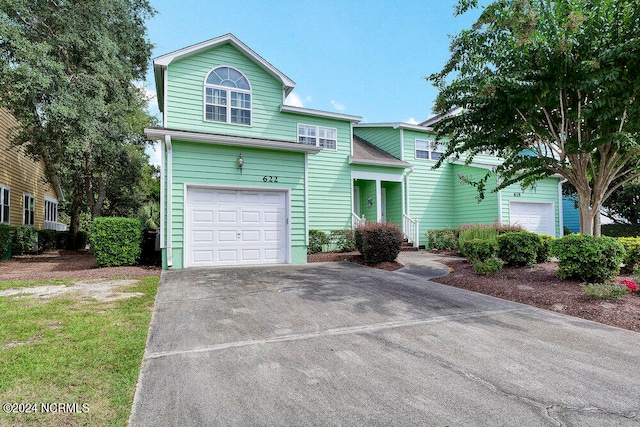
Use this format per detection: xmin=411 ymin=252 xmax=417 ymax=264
xmin=143 ymin=0 xmax=483 ymax=163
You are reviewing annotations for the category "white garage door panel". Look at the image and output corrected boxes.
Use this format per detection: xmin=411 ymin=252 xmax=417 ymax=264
xmin=186 ymin=188 xmax=287 ymax=267
xmin=510 ymin=202 xmax=555 ymax=236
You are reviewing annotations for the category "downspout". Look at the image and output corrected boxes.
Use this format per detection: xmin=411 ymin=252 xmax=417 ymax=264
xmin=558 ymin=178 xmax=568 ymax=237
xmin=497 ymin=189 xmax=503 ymax=224
xmin=165 ymin=134 xmax=173 ymax=267
xmin=159 ymin=138 xmax=165 ymax=249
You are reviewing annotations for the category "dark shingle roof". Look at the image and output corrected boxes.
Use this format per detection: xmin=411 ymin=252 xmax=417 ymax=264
xmin=351 ymin=135 xmax=410 ymax=168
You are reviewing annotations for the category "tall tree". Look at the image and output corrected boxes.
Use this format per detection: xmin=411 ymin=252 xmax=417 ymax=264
xmin=429 ymin=0 xmax=640 ymax=236
xmin=0 ymin=0 xmax=155 ymax=240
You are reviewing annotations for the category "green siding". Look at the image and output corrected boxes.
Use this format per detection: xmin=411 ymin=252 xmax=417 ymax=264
xmin=501 ymin=177 xmax=561 ymax=237
xmin=353 ymin=127 xmax=402 ymax=159
xmin=453 ymin=165 xmax=500 ymax=226
xmin=356 ymin=180 xmax=377 ymax=222
xmin=166 ymin=140 xmax=306 ymax=268
xmin=382 ymin=181 xmax=402 ymax=226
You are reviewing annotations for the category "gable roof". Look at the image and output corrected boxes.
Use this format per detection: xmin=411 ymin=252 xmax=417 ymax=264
xmin=153 ymin=33 xmax=296 ymax=112
xmin=350 ymin=135 xmax=410 ymax=168
xmin=419 ymin=106 xmax=463 ymax=127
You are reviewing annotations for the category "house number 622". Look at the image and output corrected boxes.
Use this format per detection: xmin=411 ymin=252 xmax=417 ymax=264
xmin=263 ymin=176 xmax=278 ymax=183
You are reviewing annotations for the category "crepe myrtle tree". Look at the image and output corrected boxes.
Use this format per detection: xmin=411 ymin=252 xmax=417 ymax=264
xmin=428 ymin=0 xmax=640 ymax=236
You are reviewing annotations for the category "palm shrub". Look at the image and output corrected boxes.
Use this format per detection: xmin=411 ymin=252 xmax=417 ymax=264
xmin=355 ymin=222 xmax=403 ymax=263
xmin=458 ymin=225 xmax=498 ymax=258
xmin=91 ymin=217 xmax=143 ymax=267
xmin=427 ymin=228 xmax=459 ymax=251
xmin=552 ymin=234 xmax=626 ymax=283
xmin=496 ymin=232 xmax=540 ymax=266
xmin=307 ymin=230 xmax=329 ymax=254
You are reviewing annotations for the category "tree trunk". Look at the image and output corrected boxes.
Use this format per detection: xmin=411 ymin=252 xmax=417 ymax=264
xmin=577 ymin=190 xmax=598 ymax=236
xmin=66 ymin=189 xmax=83 ymax=250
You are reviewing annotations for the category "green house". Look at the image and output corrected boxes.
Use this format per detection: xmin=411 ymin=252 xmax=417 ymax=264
xmin=147 ymin=34 xmax=563 ymax=269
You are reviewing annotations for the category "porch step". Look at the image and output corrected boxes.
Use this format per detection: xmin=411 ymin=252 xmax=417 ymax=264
xmin=401 ymin=241 xmax=419 ymax=252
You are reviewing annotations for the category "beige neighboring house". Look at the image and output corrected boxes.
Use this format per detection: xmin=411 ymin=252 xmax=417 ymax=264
xmin=0 ymin=108 xmax=65 ymax=230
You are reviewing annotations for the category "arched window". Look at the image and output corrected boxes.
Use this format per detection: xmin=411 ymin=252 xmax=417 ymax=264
xmin=204 ymin=66 xmax=251 ymax=125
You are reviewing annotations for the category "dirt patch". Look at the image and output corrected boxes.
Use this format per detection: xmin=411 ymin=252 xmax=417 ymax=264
xmin=307 ymin=251 xmax=403 ymax=271
xmin=0 ymin=279 xmax=143 ymax=301
xmin=0 ymin=250 xmax=160 ymax=281
xmin=432 ymin=258 xmax=640 ymax=333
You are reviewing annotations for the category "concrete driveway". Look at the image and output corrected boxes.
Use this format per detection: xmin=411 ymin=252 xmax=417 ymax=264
xmin=130 ymin=254 xmax=640 ymax=426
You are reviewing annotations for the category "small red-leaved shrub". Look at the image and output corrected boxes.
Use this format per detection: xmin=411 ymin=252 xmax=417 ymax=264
xmin=355 ymin=222 xmax=403 ymax=263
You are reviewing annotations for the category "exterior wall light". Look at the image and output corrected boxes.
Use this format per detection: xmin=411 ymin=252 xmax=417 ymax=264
xmin=367 ymin=197 xmax=373 ymax=207
xmin=237 ymin=154 xmax=244 ymax=174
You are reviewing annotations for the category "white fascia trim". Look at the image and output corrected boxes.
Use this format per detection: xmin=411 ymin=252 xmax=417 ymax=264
xmin=399 ymin=128 xmax=405 ymax=161
xmin=162 ymin=67 xmax=168 ymax=124
xmin=354 ymin=122 xmax=434 ymax=132
xmin=145 ymin=128 xmax=322 ymax=153
xmin=348 ymin=157 xmax=411 ymax=169
xmin=281 ymin=105 xmax=362 ymax=122
xmin=351 ymin=171 xmax=403 ymax=183
xmin=154 ymin=33 xmax=296 ymax=95
xmin=44 ymin=195 xmax=58 ymax=203
xmin=350 ymin=122 xmax=354 ymax=157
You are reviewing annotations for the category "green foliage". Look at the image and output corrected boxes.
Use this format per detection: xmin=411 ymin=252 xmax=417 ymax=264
xmin=91 ymin=217 xmax=143 ymax=267
xmin=458 ymin=225 xmax=499 ymax=255
xmin=496 ymin=232 xmax=540 ymax=266
xmin=617 ymin=237 xmax=640 ymax=272
xmin=329 ymin=229 xmax=356 ymax=252
xmin=355 ymin=222 xmax=403 ymax=263
xmin=633 ymin=264 xmax=640 ymax=284
xmin=307 ymin=230 xmax=329 ymax=255
xmin=428 ymin=0 xmax=640 ymax=236
xmin=0 ymin=224 xmax=11 ymax=259
xmin=552 ymin=234 xmax=626 ymax=283
xmin=461 ymin=238 xmax=497 ymax=263
xmin=602 ymin=224 xmax=640 ymax=238
xmin=602 ymin=179 xmax=640 ymax=225
xmin=473 ymin=257 xmax=504 ymax=275
xmin=427 ymin=228 xmax=459 ymax=251
xmin=580 ymin=283 xmax=628 ymax=300
xmin=536 ymin=234 xmax=555 ymax=263
xmin=36 ymin=229 xmax=61 ymax=251
xmin=11 ymin=227 xmax=38 ymax=255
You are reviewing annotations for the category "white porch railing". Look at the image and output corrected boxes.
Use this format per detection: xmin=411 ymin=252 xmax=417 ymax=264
xmin=403 ymin=214 xmax=420 ymax=247
xmin=352 ymin=212 xmax=366 ymax=229
xmin=44 ymin=221 xmax=68 ymax=231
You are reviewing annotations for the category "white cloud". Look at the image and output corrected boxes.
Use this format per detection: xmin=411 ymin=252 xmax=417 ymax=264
xmin=405 ymin=117 xmax=419 ymax=125
xmin=284 ymin=92 xmax=307 ymax=107
xmin=145 ymin=143 xmax=161 ymax=167
xmin=331 ymin=100 xmax=346 ymax=111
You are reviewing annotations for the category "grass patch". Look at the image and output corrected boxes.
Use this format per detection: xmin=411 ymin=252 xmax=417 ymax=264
xmin=0 ymin=279 xmax=73 ymax=292
xmin=0 ymin=276 xmax=158 ymax=426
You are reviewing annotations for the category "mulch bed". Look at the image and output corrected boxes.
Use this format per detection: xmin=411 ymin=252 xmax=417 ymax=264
xmin=307 ymin=251 xmax=403 ymax=271
xmin=0 ymin=250 xmax=160 ymax=281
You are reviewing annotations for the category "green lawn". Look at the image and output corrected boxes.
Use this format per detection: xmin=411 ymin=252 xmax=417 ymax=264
xmin=0 ymin=276 xmax=158 ymax=426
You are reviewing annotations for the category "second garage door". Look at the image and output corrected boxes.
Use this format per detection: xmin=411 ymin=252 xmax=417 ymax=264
xmin=185 ymin=187 xmax=288 ymax=267
xmin=509 ymin=201 xmax=556 ymax=236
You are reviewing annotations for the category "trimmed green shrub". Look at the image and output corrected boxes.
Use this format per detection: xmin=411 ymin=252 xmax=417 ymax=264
xmin=37 ymin=229 xmax=60 ymax=251
xmin=473 ymin=257 xmax=504 ymax=275
xmin=91 ymin=217 xmax=143 ymax=267
xmin=496 ymin=231 xmax=540 ymax=266
xmin=461 ymin=238 xmax=497 ymax=262
xmin=427 ymin=228 xmax=459 ymax=251
xmin=308 ymin=230 xmax=329 ymax=254
xmin=580 ymin=283 xmax=627 ymax=300
xmin=617 ymin=237 xmax=640 ymax=272
xmin=355 ymin=222 xmax=403 ymax=263
xmin=602 ymin=224 xmax=640 ymax=238
xmin=12 ymin=226 xmax=38 ymax=255
xmin=329 ymin=229 xmax=356 ymax=252
xmin=536 ymin=234 xmax=555 ymax=263
xmin=0 ymin=224 xmax=11 ymax=259
xmin=633 ymin=264 xmax=640 ymax=285
xmin=63 ymin=230 xmax=89 ymax=250
xmin=552 ymin=234 xmax=626 ymax=283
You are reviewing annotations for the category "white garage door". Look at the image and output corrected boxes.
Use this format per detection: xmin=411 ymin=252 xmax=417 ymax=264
xmin=510 ymin=202 xmax=555 ymax=236
xmin=185 ymin=187 xmax=287 ymax=267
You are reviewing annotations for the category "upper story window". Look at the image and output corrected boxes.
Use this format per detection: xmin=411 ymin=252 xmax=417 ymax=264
xmin=0 ymin=186 xmax=9 ymax=224
xmin=415 ymin=139 xmax=444 ymax=161
xmin=23 ymin=193 xmax=34 ymax=226
xmin=204 ymin=66 xmax=251 ymax=126
xmin=298 ymin=124 xmax=337 ymax=150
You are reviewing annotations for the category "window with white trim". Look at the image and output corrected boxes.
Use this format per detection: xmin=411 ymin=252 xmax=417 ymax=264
xmin=23 ymin=193 xmax=34 ymax=226
xmin=204 ymin=66 xmax=251 ymax=125
xmin=415 ymin=139 xmax=444 ymax=160
xmin=0 ymin=186 xmax=9 ymax=224
xmin=45 ymin=197 xmax=58 ymax=224
xmin=297 ymin=124 xmax=337 ymax=150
